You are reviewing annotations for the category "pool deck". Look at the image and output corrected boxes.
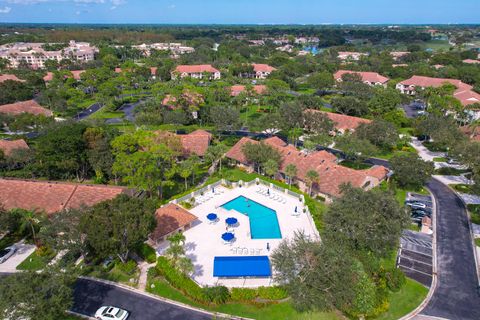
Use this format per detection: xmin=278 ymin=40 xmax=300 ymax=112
xmin=160 ymin=183 xmax=319 ymax=288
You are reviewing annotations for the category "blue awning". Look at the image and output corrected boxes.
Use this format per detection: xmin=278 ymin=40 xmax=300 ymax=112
xmin=213 ymin=256 xmax=271 ymax=277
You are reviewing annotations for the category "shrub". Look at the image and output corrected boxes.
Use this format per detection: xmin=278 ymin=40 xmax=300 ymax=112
xmin=230 ymin=288 xmax=258 ymax=302
xmin=257 ymin=286 xmax=289 ymax=300
xmin=156 ymin=257 xmax=208 ymax=303
xmin=147 ymin=266 xmax=159 ymax=278
xmin=203 ymin=286 xmax=231 ymax=304
xmin=385 ymin=268 xmax=406 ymax=292
xmin=180 ymin=201 xmax=193 ymax=209
xmin=136 ymin=243 xmax=157 ymax=263
xmin=117 ymin=260 xmax=137 ymax=275
xmin=36 ymin=246 xmax=55 ymax=258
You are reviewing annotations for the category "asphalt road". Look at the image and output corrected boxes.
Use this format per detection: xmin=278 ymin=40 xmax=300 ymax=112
xmin=420 ymin=178 xmax=480 ymax=319
xmin=73 ymin=103 xmax=102 ymax=121
xmin=72 ymin=278 xmax=213 ymax=320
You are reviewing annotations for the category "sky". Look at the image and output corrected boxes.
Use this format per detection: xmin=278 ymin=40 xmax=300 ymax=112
xmin=0 ymin=0 xmax=478 ymax=25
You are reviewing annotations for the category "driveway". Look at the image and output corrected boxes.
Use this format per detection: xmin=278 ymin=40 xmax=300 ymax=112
xmin=419 ymin=178 xmax=480 ymax=319
xmin=410 ymin=138 xmax=445 ymax=162
xmin=72 ymin=278 xmax=213 ymax=320
xmin=0 ymin=242 xmax=35 ymax=273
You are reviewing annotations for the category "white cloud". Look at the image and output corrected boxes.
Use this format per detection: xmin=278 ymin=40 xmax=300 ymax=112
xmin=0 ymin=6 xmax=11 ymax=13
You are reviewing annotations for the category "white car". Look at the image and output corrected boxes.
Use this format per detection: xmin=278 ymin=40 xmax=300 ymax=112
xmin=0 ymin=245 xmax=16 ymax=264
xmin=95 ymin=306 xmax=129 ymax=320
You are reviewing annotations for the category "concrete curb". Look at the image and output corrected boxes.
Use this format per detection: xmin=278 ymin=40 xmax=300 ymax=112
xmin=79 ymin=276 xmax=253 ymax=320
xmin=67 ymin=310 xmax=95 ymax=319
xmin=399 ymin=185 xmax=438 ymax=320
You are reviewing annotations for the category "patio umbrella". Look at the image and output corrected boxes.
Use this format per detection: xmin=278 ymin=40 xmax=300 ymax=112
xmin=294 ymin=206 xmax=297 ymax=213
xmin=207 ymin=213 xmax=217 ymax=221
xmin=222 ymin=232 xmax=234 ymax=242
xmin=225 ymin=217 xmax=238 ymax=226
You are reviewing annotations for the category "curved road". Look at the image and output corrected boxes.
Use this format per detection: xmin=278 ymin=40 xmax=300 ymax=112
xmin=72 ymin=278 xmax=213 ymax=320
xmin=419 ymin=179 xmax=480 ymax=319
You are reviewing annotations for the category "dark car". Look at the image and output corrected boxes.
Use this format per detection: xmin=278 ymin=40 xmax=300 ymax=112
xmin=0 ymin=245 xmax=16 ymax=264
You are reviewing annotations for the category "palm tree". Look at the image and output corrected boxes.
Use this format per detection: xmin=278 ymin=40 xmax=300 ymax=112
xmin=305 ymin=170 xmax=319 ymax=196
xmin=264 ymin=159 xmax=279 ymax=178
xmin=166 ymin=232 xmax=187 ymax=266
xmin=285 ymin=164 xmax=297 ymax=187
xmin=17 ymin=210 xmax=40 ymax=246
xmin=179 ymin=161 xmax=193 ymax=190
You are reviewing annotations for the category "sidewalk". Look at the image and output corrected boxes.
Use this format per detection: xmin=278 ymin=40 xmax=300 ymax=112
xmin=410 ymin=138 xmax=445 ymax=162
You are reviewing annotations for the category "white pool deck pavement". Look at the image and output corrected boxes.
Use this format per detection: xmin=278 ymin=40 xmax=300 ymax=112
xmin=159 ymin=183 xmax=319 ymax=288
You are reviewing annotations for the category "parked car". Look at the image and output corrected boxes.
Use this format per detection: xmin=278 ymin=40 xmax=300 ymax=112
xmin=0 ymin=245 xmax=16 ymax=264
xmin=95 ymin=306 xmax=129 ymax=320
xmin=406 ymin=202 xmax=427 ymax=209
xmin=411 ymin=209 xmax=431 ymax=218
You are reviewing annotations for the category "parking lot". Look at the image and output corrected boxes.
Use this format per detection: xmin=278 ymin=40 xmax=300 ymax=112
xmin=397 ymin=193 xmax=434 ymax=287
xmin=402 ymin=101 xmax=426 ymax=119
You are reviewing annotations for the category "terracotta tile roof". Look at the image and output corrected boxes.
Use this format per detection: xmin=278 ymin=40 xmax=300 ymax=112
xmin=252 ymin=63 xmax=276 ymax=73
xmin=0 ymin=74 xmax=25 ymax=83
xmin=43 ymin=70 xmax=85 ymax=82
xmin=334 ymin=70 xmax=389 ymax=84
xmin=230 ymin=85 xmax=268 ymax=96
xmin=174 ymin=64 xmax=220 ymax=74
xmin=463 ymin=59 xmax=480 ymax=64
xmin=460 ymin=126 xmax=480 ymax=142
xmin=179 ymin=130 xmax=212 ymax=156
xmin=305 ymin=110 xmax=372 ymax=131
xmin=150 ymin=203 xmax=198 ymax=240
xmin=0 ymin=100 xmax=53 ymax=117
xmin=226 ymin=136 xmax=388 ymax=197
xmin=0 ymin=139 xmax=29 ymax=157
xmin=0 ymin=179 xmax=127 ymax=215
xmin=398 ymin=76 xmax=480 ymax=107
xmin=43 ymin=72 xmax=54 ymax=82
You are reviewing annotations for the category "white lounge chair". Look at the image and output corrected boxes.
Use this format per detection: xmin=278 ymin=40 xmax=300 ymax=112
xmin=250 ymin=248 xmax=255 ymax=255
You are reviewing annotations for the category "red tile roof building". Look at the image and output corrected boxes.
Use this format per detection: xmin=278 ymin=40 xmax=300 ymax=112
xmin=252 ymin=63 xmax=276 ymax=79
xmin=463 ymin=59 xmax=480 ymax=64
xmin=396 ymin=76 xmax=480 ymax=107
xmin=0 ymin=74 xmax=25 ymax=83
xmin=171 ymin=64 xmax=221 ymax=80
xmin=334 ymin=70 xmax=389 ymax=87
xmin=0 ymin=139 xmax=29 ymax=157
xmin=43 ymin=70 xmax=85 ymax=82
xmin=149 ymin=203 xmax=198 ymax=243
xmin=230 ymin=85 xmax=268 ymax=96
xmin=225 ymin=136 xmax=388 ymax=199
xmin=179 ymin=129 xmax=212 ymax=157
xmin=0 ymin=100 xmax=53 ymax=117
xmin=305 ymin=110 xmax=372 ymax=133
xmin=0 ymin=179 xmax=127 ymax=215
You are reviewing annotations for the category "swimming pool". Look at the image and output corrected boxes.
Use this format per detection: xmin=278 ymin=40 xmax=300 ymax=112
xmin=221 ymin=196 xmax=282 ymax=239
xmin=213 ymin=256 xmax=271 ymax=277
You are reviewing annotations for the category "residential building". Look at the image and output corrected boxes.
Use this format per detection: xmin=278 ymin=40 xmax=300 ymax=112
xmin=225 ymin=136 xmax=388 ymax=201
xmin=131 ymin=43 xmax=195 ymax=58
xmin=43 ymin=70 xmax=85 ymax=82
xmin=305 ymin=110 xmax=372 ymax=134
xmin=0 ymin=100 xmax=53 ymax=117
xmin=390 ymin=51 xmax=410 ymax=60
xmin=337 ymin=51 xmax=368 ymax=61
xmin=0 ymin=74 xmax=25 ymax=83
xmin=463 ymin=59 xmax=480 ymax=64
xmin=149 ymin=203 xmax=198 ymax=244
xmin=0 ymin=139 xmax=29 ymax=157
xmin=396 ymin=75 xmax=480 ymax=120
xmin=0 ymin=178 xmax=127 ymax=215
xmin=334 ymin=70 xmax=389 ymax=87
xmin=252 ymin=64 xmax=276 ymax=79
xmin=171 ymin=64 xmax=221 ymax=80
xmin=178 ymin=129 xmax=213 ymax=157
xmin=230 ymin=85 xmax=268 ymax=97
xmin=0 ymin=40 xmax=97 ymax=69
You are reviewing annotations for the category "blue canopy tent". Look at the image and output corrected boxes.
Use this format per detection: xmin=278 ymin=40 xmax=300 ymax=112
xmin=225 ymin=217 xmax=238 ymax=226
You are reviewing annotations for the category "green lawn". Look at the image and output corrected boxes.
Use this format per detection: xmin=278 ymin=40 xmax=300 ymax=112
xmin=147 ymin=278 xmax=339 ymax=320
xmin=452 ymin=184 xmax=480 ymax=196
xmin=432 ymin=157 xmax=447 ymax=162
xmin=85 ymin=262 xmax=140 ymax=287
xmin=467 ymin=204 xmax=480 ymax=225
xmin=475 ymin=238 xmax=480 ymax=247
xmin=16 ymin=249 xmax=56 ymax=271
xmin=374 ymin=279 xmax=428 ymax=320
xmin=339 ymin=160 xmax=373 ymax=170
xmin=379 ymin=181 xmax=429 ymax=206
xmin=89 ymin=106 xmax=125 ymax=120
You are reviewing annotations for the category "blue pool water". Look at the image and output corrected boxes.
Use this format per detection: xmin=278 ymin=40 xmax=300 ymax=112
xmin=221 ymin=196 xmax=282 ymax=239
xmin=213 ymin=256 xmax=271 ymax=277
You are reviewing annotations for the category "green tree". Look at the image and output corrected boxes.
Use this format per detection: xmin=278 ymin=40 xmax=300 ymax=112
xmin=179 ymin=160 xmax=193 ymax=190
xmin=0 ymin=268 xmax=75 ymax=320
xmin=305 ymin=170 xmax=319 ymax=196
xmin=304 ymin=111 xmax=335 ymax=135
xmin=324 ymin=185 xmax=408 ymax=257
xmin=166 ymin=232 xmax=194 ymax=275
xmin=307 ymin=71 xmax=334 ymax=89
xmin=208 ymin=106 xmax=241 ymax=131
xmin=331 ymin=96 xmax=369 ymax=117
xmin=205 ymin=144 xmax=229 ymax=172
xmin=335 ymin=134 xmax=379 ymax=161
xmin=285 ymin=164 xmax=298 ymax=187
xmin=80 ymin=194 xmax=156 ymax=263
xmin=242 ymin=142 xmax=282 ymax=174
xmin=367 ymin=87 xmax=402 ymax=116
xmin=355 ymin=120 xmax=399 ymax=151
xmin=390 ymin=153 xmax=434 ymax=189
xmin=264 ymin=159 xmax=279 ymax=178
